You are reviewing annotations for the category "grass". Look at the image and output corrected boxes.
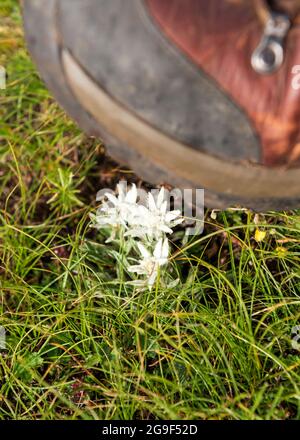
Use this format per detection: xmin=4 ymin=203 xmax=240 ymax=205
xmin=0 ymin=1 xmax=300 ymax=420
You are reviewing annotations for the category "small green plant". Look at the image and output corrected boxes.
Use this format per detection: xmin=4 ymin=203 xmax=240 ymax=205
xmin=47 ymin=168 xmax=83 ymax=215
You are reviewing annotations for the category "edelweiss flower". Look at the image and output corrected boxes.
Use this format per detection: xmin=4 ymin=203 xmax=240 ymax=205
xmin=128 ymin=238 xmax=169 ymax=288
xmin=125 ymin=187 xmax=183 ymax=240
xmin=92 ymin=183 xmax=139 ymax=241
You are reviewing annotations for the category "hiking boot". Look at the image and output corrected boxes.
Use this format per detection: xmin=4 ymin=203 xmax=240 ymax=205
xmin=23 ymin=0 xmax=300 ymax=210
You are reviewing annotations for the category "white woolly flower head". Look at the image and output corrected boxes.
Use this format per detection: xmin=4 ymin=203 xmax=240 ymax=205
xmin=92 ymin=182 xmax=139 ymax=241
xmin=125 ymin=187 xmax=183 ymax=241
xmin=128 ymin=238 xmax=169 ymax=289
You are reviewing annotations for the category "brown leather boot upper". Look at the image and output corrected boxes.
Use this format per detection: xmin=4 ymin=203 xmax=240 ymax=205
xmin=147 ymin=0 xmax=300 ymax=167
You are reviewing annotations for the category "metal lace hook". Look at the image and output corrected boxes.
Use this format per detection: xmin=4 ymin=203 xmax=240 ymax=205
xmin=251 ymin=12 xmax=291 ymax=75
